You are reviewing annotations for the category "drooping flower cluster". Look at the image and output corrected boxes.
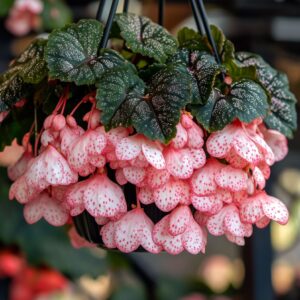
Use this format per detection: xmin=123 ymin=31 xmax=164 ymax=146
xmin=7 ymin=92 xmax=289 ymax=255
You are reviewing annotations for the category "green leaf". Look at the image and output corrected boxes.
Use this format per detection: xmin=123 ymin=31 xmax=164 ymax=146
xmin=0 ymin=0 xmax=14 ymax=16
xmin=9 ymin=39 xmax=48 ymax=84
xmin=236 ymin=52 xmax=297 ymax=137
xmin=191 ymin=80 xmax=269 ymax=131
xmin=138 ymin=63 xmax=166 ymax=82
xmin=210 ymin=25 xmax=226 ymax=55
xmin=177 ymin=25 xmax=235 ymax=64
xmin=0 ymin=75 xmax=31 ymax=112
xmin=41 ymin=0 xmax=72 ymax=30
xmin=0 ymin=39 xmax=48 ymax=112
xmin=177 ymin=27 xmax=206 ymax=51
xmin=46 ymin=20 xmax=129 ymax=85
xmin=225 ymin=59 xmax=257 ymax=83
xmin=115 ymin=13 xmax=178 ymax=63
xmin=169 ymin=49 xmax=223 ymax=104
xmin=97 ymin=64 xmax=192 ymax=143
xmin=97 ymin=66 xmax=146 ymax=128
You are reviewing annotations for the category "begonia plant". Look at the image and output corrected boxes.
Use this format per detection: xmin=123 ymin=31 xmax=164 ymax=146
xmin=0 ymin=10 xmax=297 ymax=254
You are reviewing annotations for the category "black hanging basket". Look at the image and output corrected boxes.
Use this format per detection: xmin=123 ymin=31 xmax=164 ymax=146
xmin=73 ymin=0 xmax=223 ymax=249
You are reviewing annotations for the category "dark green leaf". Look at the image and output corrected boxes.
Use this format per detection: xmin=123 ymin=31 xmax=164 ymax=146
xmin=46 ymin=20 xmax=130 ymax=85
xmin=138 ymin=63 xmax=166 ymax=82
xmin=115 ymin=13 xmax=178 ymax=63
xmin=192 ymin=80 xmax=269 ymax=131
xmin=169 ymin=49 xmax=223 ymax=104
xmin=236 ymin=52 xmax=297 ymax=137
xmin=0 ymin=39 xmax=48 ymax=112
xmin=0 ymin=75 xmax=31 ymax=112
xmin=8 ymin=38 xmax=48 ymax=84
xmin=97 ymin=64 xmax=192 ymax=143
xmin=177 ymin=27 xmax=207 ymax=51
xmin=41 ymin=0 xmax=72 ymax=30
xmin=97 ymin=66 xmax=146 ymax=129
xmin=211 ymin=25 xmax=226 ymax=55
xmin=177 ymin=25 xmax=235 ymax=64
xmin=225 ymin=59 xmax=257 ymax=83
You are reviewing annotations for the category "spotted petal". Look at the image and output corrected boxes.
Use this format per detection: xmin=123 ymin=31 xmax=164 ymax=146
xmin=169 ymin=205 xmax=192 ymax=236
xmin=215 ymin=165 xmax=248 ymax=192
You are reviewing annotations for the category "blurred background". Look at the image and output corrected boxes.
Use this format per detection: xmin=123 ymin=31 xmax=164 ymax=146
xmin=0 ymin=0 xmax=300 ymax=299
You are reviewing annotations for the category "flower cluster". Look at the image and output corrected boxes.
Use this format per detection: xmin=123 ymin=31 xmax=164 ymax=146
xmin=7 ymin=91 xmax=289 ymax=255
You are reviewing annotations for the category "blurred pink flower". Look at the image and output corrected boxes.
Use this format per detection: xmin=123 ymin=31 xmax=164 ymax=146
xmin=5 ymin=0 xmax=43 ymax=36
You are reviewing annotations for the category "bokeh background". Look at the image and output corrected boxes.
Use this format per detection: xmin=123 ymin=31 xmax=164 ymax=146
xmin=0 ymin=1 xmax=300 ymax=299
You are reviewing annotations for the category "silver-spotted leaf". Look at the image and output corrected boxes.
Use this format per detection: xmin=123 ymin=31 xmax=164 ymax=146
xmin=46 ymin=20 xmax=127 ymax=85
xmin=192 ymin=80 xmax=269 ymax=131
xmin=177 ymin=25 xmax=235 ymax=63
xmin=236 ymin=52 xmax=297 ymax=137
xmin=97 ymin=67 xmax=146 ymax=129
xmin=97 ymin=64 xmax=192 ymax=143
xmin=0 ymin=39 xmax=47 ymax=112
xmin=115 ymin=13 xmax=178 ymax=63
xmin=169 ymin=49 xmax=222 ymax=104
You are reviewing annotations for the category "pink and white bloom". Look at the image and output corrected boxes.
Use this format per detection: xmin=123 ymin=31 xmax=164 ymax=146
xmin=66 ymin=173 xmax=127 ymax=218
xmin=152 ymin=178 xmax=190 ymax=212
xmin=240 ymin=191 xmax=289 ymax=226
xmin=101 ymin=207 xmax=162 ymax=253
xmin=153 ymin=207 xmax=207 ymax=255
xmin=115 ymin=134 xmax=165 ymax=170
xmin=207 ymin=204 xmax=253 ymax=238
xmin=25 ymin=145 xmax=77 ymax=190
xmin=207 ymin=121 xmax=275 ymax=166
xmin=7 ymin=150 xmax=33 ymax=181
xmin=23 ymin=192 xmax=69 ymax=226
xmin=68 ymin=128 xmax=107 ymax=176
xmin=259 ymin=125 xmax=288 ymax=162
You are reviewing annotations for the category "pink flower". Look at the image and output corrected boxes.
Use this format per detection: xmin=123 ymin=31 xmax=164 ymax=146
xmin=101 ymin=207 xmax=162 ymax=253
xmin=153 ymin=206 xmax=207 ymax=255
xmin=23 ymin=192 xmax=69 ymax=226
xmin=152 ymin=178 xmax=190 ymax=212
xmin=25 ymin=145 xmax=77 ymax=190
xmin=207 ymin=121 xmax=275 ymax=166
xmin=115 ymin=134 xmax=165 ymax=170
xmin=191 ymin=190 xmax=232 ymax=215
xmin=9 ymin=175 xmax=39 ymax=204
xmin=240 ymin=191 xmax=289 ymax=226
xmin=5 ymin=0 xmax=43 ymax=36
xmin=207 ymin=204 xmax=253 ymax=238
xmin=67 ymin=127 xmax=107 ymax=175
xmin=259 ymin=124 xmax=288 ymax=162
xmin=66 ymin=173 xmax=127 ymax=218
xmin=7 ymin=150 xmax=33 ymax=181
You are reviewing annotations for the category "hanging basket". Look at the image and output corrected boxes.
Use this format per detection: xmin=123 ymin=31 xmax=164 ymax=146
xmin=1 ymin=0 xmax=297 ymax=255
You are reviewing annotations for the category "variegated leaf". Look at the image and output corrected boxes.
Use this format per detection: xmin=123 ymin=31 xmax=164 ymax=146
xmin=236 ymin=52 xmax=297 ymax=137
xmin=169 ymin=49 xmax=223 ymax=104
xmin=192 ymin=80 xmax=269 ymax=131
xmin=115 ymin=13 xmax=178 ymax=63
